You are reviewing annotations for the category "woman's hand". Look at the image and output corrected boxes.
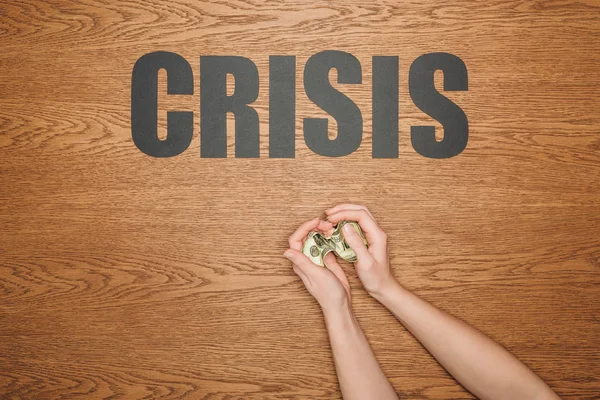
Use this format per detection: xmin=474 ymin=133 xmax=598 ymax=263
xmin=284 ymin=218 xmax=352 ymax=314
xmin=325 ymin=204 xmax=397 ymax=296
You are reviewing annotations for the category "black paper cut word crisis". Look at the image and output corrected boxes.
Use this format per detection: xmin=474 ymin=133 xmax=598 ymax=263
xmin=131 ymin=50 xmax=468 ymax=159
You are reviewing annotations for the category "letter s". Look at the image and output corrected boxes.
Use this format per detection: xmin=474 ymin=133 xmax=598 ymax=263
xmin=409 ymin=53 xmax=468 ymax=158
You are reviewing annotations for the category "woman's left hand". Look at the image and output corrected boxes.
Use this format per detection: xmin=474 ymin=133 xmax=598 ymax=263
xmin=284 ymin=218 xmax=351 ymax=314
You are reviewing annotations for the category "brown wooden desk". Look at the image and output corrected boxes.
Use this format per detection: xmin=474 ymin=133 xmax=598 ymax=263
xmin=1 ymin=1 xmax=598 ymax=398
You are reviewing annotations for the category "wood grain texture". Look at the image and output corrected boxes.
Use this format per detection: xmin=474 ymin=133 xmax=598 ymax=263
xmin=1 ymin=0 xmax=599 ymax=398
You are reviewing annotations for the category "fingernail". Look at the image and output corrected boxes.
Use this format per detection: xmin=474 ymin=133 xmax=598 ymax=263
xmin=283 ymin=251 xmax=293 ymax=260
xmin=343 ymin=224 xmax=353 ymax=234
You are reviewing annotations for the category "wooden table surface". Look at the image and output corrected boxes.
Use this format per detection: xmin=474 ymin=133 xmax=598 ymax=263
xmin=1 ymin=0 xmax=599 ymax=398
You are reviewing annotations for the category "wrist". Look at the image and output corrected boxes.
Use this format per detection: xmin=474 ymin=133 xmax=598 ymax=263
xmin=368 ymin=276 xmax=403 ymax=303
xmin=322 ymin=300 xmax=354 ymax=326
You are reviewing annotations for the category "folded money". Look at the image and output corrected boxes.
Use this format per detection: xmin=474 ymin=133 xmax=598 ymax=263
xmin=301 ymin=221 xmax=368 ymax=266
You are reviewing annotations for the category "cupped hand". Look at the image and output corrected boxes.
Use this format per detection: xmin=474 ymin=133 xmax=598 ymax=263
xmin=284 ymin=218 xmax=352 ymax=314
xmin=325 ymin=204 xmax=397 ymax=296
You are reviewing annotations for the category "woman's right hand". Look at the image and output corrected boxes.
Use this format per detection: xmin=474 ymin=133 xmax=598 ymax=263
xmin=326 ymin=204 xmax=398 ymax=296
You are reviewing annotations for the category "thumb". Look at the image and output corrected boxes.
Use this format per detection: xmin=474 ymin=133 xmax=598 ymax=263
xmin=342 ymin=223 xmax=371 ymax=261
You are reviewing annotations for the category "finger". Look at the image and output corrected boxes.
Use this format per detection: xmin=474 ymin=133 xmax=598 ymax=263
xmin=323 ymin=253 xmax=351 ymax=297
xmin=288 ymin=218 xmax=320 ymax=250
xmin=284 ymin=248 xmax=328 ymax=278
xmin=326 ymin=204 xmax=374 ymax=219
xmin=316 ymin=219 xmax=333 ymax=233
xmin=293 ymin=265 xmax=316 ymax=294
xmin=292 ymin=265 xmax=311 ymax=288
xmin=341 ymin=223 xmax=373 ymax=262
xmin=318 ymin=219 xmax=335 ymax=237
xmin=326 ymin=210 xmax=386 ymax=245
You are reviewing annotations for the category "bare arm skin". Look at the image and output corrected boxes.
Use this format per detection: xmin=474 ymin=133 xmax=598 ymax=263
xmin=325 ymin=204 xmax=561 ymax=400
xmin=284 ymin=218 xmax=398 ymax=400
xmin=372 ymin=279 xmax=559 ymax=400
xmin=323 ymin=303 xmax=399 ymax=400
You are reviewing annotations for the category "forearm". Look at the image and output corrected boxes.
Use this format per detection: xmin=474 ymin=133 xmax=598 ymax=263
xmin=372 ymin=280 xmax=559 ymax=400
xmin=323 ymin=304 xmax=399 ymax=400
